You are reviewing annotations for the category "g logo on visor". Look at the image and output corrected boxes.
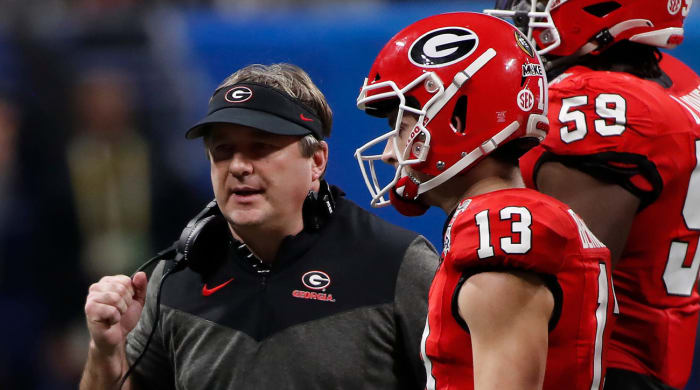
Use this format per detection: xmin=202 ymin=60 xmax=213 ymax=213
xmin=302 ymin=271 xmax=331 ymax=290
xmin=409 ymin=27 xmax=479 ymax=68
xmin=225 ymin=86 xmax=253 ymax=103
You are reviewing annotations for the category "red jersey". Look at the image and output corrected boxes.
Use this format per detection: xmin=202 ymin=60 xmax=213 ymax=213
xmin=421 ymin=188 xmax=614 ymax=390
xmin=520 ymin=54 xmax=700 ymax=388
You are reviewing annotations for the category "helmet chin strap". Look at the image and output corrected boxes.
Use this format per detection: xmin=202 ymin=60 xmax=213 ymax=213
xmin=389 ymin=121 xmax=520 ymax=215
xmin=404 ymin=112 xmax=548 ymax=198
xmin=394 ymin=172 xmax=421 ymax=199
xmin=416 ymin=120 xmax=521 ymax=195
xmin=391 ymin=175 xmax=429 ymax=216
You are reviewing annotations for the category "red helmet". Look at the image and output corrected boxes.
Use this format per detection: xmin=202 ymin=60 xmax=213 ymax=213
xmin=485 ymin=0 xmax=691 ymax=57
xmin=355 ymin=12 xmax=548 ymax=215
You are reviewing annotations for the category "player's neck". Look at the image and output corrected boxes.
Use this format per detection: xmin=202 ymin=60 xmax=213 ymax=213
xmin=427 ymin=158 xmax=524 ymax=215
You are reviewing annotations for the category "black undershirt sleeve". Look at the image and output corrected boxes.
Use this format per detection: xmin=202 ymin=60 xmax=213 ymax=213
xmin=531 ymin=151 xmax=663 ymax=210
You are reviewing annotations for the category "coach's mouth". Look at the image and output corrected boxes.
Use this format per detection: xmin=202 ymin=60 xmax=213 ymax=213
xmin=230 ymin=186 xmax=264 ymax=202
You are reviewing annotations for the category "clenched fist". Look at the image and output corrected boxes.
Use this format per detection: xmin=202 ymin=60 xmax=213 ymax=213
xmin=84 ymin=272 xmax=148 ymax=355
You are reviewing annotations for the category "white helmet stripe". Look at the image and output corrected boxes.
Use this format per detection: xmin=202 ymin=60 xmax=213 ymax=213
xmin=416 ymin=120 xmax=521 ymax=195
xmin=424 ymin=48 xmax=497 ymax=126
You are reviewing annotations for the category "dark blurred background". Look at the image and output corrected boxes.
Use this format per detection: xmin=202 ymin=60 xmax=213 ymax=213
xmin=0 ymin=1 xmax=698 ymax=388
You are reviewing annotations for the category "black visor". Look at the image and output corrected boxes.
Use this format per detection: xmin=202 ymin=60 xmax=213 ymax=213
xmin=186 ymin=82 xmax=324 ymax=140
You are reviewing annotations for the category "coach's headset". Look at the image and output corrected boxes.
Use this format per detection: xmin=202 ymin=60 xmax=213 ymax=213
xmin=134 ymin=179 xmax=336 ymax=274
xmin=120 ymin=181 xmax=336 ymax=387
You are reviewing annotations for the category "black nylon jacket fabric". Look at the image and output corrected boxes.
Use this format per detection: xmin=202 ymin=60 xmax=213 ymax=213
xmin=126 ymin=193 xmax=439 ymax=389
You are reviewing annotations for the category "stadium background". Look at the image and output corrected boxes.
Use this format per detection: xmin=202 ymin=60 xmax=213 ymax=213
xmin=0 ymin=0 xmax=698 ymax=388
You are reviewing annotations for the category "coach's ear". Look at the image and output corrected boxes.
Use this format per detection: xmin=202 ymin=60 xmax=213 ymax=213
xmin=311 ymin=140 xmax=329 ymax=182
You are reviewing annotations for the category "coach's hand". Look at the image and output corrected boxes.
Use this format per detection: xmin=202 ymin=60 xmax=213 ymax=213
xmin=81 ymin=272 xmax=148 ymax=389
xmin=85 ymin=272 xmax=148 ymax=353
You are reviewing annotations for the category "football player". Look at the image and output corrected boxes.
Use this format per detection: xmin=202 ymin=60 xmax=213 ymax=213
xmin=485 ymin=1 xmax=700 ymax=389
xmin=354 ymin=12 xmax=615 ymax=389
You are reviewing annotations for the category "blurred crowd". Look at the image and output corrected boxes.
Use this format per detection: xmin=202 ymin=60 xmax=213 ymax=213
xmin=0 ymin=1 xmax=216 ymax=388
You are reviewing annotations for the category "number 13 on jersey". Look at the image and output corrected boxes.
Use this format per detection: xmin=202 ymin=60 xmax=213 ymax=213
xmin=475 ymin=207 xmax=532 ymax=259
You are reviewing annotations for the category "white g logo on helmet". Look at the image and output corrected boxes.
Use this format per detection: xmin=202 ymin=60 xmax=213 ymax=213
xmin=409 ymin=27 xmax=479 ymax=68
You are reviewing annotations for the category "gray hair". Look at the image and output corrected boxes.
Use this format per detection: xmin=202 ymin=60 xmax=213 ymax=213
xmin=215 ymin=63 xmax=332 ymax=139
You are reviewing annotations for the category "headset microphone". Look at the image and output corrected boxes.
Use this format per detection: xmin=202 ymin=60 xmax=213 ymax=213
xmin=302 ymin=180 xmax=336 ymax=231
xmin=121 ymin=199 xmax=229 ymax=388
xmin=175 ymin=200 xmax=231 ymax=274
xmin=131 ymin=245 xmax=177 ymax=276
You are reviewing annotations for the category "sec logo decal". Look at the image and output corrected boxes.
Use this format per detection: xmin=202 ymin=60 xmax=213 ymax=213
xmin=517 ymin=89 xmax=535 ymax=112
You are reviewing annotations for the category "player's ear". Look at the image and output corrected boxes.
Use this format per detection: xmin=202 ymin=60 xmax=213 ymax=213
xmin=449 ymin=96 xmax=467 ymax=134
xmin=311 ymin=140 xmax=329 ymax=182
xmin=450 ymin=115 xmax=465 ymax=133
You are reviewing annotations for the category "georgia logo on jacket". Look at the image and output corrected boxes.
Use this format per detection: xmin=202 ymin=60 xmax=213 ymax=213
xmin=292 ymin=270 xmax=336 ymax=302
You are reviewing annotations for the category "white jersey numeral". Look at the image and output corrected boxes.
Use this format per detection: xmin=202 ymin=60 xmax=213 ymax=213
xmin=663 ymin=139 xmax=700 ymax=296
xmin=500 ymin=207 xmax=532 ymax=254
xmin=594 ymin=94 xmax=627 ymax=136
xmin=421 ymin=315 xmax=436 ymax=390
xmin=590 ymin=263 xmax=610 ymax=390
xmin=560 ymin=96 xmax=588 ymax=143
xmin=475 ymin=207 xmax=532 ymax=259
xmin=475 ymin=210 xmax=495 ymax=258
xmin=559 ymin=94 xmax=627 ymax=143
xmin=537 ymin=77 xmax=545 ymax=111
